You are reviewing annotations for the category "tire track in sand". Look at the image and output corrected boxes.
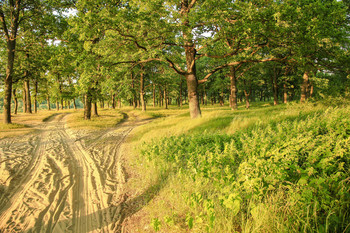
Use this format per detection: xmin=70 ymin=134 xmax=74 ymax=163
xmin=0 ymin=113 xmax=139 ymax=232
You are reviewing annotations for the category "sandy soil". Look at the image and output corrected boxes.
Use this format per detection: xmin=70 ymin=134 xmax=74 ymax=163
xmin=0 ymin=113 xmax=142 ymax=233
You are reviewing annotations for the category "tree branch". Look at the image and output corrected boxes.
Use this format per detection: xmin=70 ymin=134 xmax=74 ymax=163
xmin=198 ymin=57 xmax=283 ymax=84
xmin=0 ymin=6 xmax=9 ymax=39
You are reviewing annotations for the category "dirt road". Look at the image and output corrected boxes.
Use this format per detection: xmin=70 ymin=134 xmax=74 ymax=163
xmin=0 ymin=113 xmax=138 ymax=232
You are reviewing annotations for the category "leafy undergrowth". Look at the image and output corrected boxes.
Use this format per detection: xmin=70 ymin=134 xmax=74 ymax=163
xmin=65 ymin=109 xmax=124 ymax=130
xmin=126 ymin=103 xmax=350 ymax=232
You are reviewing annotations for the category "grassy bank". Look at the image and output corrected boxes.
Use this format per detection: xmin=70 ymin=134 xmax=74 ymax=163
xmin=124 ymin=102 xmax=350 ymax=232
xmin=0 ymin=110 xmax=64 ymax=139
xmin=65 ymin=109 xmax=124 ymax=130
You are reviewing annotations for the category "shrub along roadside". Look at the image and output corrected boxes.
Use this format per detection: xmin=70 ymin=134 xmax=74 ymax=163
xmin=136 ymin=106 xmax=350 ymax=232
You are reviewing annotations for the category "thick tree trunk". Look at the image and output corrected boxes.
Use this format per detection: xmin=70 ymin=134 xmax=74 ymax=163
xmin=186 ymin=73 xmax=201 ymax=118
xmin=229 ymin=67 xmax=238 ymax=110
xmin=84 ymin=93 xmax=92 ymax=120
xmin=13 ymin=88 xmax=18 ymax=115
xmin=92 ymin=102 xmax=98 ymax=116
xmin=24 ymin=80 xmax=32 ymax=113
xmin=56 ymin=101 xmax=59 ymax=111
xmin=182 ymin=2 xmax=201 ymax=118
xmin=60 ymin=99 xmax=63 ymax=110
xmin=300 ymin=71 xmax=309 ymax=103
xmin=34 ymin=80 xmax=38 ymax=113
xmin=47 ymin=95 xmax=51 ymax=110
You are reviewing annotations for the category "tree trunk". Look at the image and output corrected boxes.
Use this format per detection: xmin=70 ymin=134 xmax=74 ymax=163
xmin=73 ymin=98 xmax=77 ymax=109
xmin=140 ymin=70 xmax=146 ymax=111
xmin=309 ymin=85 xmax=314 ymax=98
xmin=179 ymin=80 xmax=183 ymax=107
xmin=283 ymin=83 xmax=288 ymax=104
xmin=229 ymin=67 xmax=238 ymax=110
xmin=244 ymin=80 xmax=251 ymax=109
xmin=164 ymin=85 xmax=168 ymax=109
xmin=118 ymin=99 xmax=121 ymax=108
xmin=3 ymin=39 xmax=17 ymax=123
xmin=92 ymin=102 xmax=98 ymax=116
xmin=272 ymin=67 xmax=279 ymax=105
xmin=244 ymin=90 xmax=250 ymax=109
xmin=56 ymin=101 xmax=59 ymax=111
xmin=84 ymin=93 xmax=92 ymax=120
xmin=159 ymin=86 xmax=163 ymax=107
xmin=23 ymin=85 xmax=27 ymax=113
xmin=24 ymin=80 xmax=32 ymax=113
xmin=182 ymin=3 xmax=201 ymax=118
xmin=153 ymin=84 xmax=156 ymax=107
xmin=47 ymin=95 xmax=51 ymax=110
xmin=13 ymin=88 xmax=18 ymax=115
xmin=112 ymin=93 xmax=116 ymax=109
xmin=220 ymin=88 xmax=224 ymax=106
xmin=34 ymin=80 xmax=38 ymax=113
xmin=300 ymin=71 xmax=309 ymax=103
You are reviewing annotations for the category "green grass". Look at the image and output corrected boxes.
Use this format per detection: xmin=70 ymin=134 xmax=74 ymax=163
xmin=0 ymin=110 xmax=64 ymax=139
xmin=65 ymin=109 xmax=124 ymax=130
xmin=126 ymin=102 xmax=350 ymax=233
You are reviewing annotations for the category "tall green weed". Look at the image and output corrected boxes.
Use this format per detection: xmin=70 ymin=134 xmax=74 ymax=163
xmin=141 ymin=107 xmax=350 ymax=232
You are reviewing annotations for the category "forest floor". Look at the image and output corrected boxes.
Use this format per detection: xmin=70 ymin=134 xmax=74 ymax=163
xmin=0 ymin=111 xmax=149 ymax=232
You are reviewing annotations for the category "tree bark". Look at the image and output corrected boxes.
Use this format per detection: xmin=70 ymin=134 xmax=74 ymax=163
xmin=159 ymin=86 xmax=163 ymax=107
xmin=179 ymin=80 xmax=183 ymax=107
xmin=23 ymin=85 xmax=27 ymax=113
xmin=229 ymin=67 xmax=238 ymax=110
xmin=140 ymin=69 xmax=146 ymax=111
xmin=300 ymin=71 xmax=309 ymax=103
xmin=84 ymin=93 xmax=92 ymax=120
xmin=164 ymin=85 xmax=168 ymax=109
xmin=283 ymin=83 xmax=288 ymax=104
xmin=182 ymin=1 xmax=201 ymax=118
xmin=244 ymin=80 xmax=251 ymax=109
xmin=3 ymin=41 xmax=15 ymax=123
xmin=34 ymin=80 xmax=38 ymax=113
xmin=47 ymin=95 xmax=51 ymax=110
xmin=272 ymin=67 xmax=279 ymax=105
xmin=24 ymin=80 xmax=32 ymax=113
xmin=92 ymin=102 xmax=98 ymax=116
xmin=56 ymin=101 xmax=59 ymax=111
xmin=13 ymin=88 xmax=18 ymax=115
xmin=73 ymin=98 xmax=77 ymax=109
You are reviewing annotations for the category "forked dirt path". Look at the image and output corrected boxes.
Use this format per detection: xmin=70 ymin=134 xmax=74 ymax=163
xmin=0 ymin=113 xmax=144 ymax=233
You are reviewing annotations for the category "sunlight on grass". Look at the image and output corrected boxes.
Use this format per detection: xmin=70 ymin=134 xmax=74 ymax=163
xmin=65 ymin=109 xmax=124 ymax=130
xmin=124 ymin=102 xmax=350 ymax=233
xmin=0 ymin=110 xmax=66 ymax=139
